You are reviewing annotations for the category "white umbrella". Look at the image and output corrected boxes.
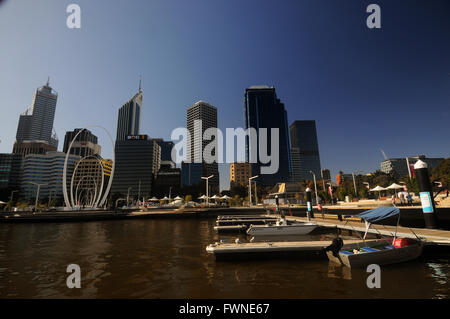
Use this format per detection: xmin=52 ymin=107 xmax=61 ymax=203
xmin=220 ymin=195 xmax=231 ymax=200
xmin=369 ymin=185 xmax=387 ymax=199
xmin=0 ymin=200 xmax=6 ymax=205
xmin=369 ymin=185 xmax=387 ymax=192
xmin=386 ymin=183 xmax=404 ymax=190
xmin=149 ymin=197 xmax=159 ymax=201
xmin=387 ymin=183 xmax=404 ymax=197
xmin=211 ymin=195 xmax=219 ymax=199
xmin=198 ymin=195 xmax=207 ymax=200
xmin=161 ymin=196 xmax=169 ymax=201
xmin=174 ymin=196 xmax=182 ymax=200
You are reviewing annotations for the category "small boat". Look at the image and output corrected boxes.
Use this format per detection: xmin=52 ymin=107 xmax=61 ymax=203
xmin=325 ymin=206 xmax=424 ymax=268
xmin=246 ymin=217 xmax=317 ymax=236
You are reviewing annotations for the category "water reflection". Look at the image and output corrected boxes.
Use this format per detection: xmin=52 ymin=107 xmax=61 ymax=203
xmin=327 ymin=262 xmax=352 ymax=280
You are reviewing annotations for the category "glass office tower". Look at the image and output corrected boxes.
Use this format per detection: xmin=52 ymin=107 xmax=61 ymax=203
xmin=289 ymin=120 xmax=321 ymax=182
xmin=244 ymin=86 xmax=292 ymax=186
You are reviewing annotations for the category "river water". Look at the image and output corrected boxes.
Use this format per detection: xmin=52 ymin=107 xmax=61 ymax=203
xmin=0 ymin=218 xmax=448 ymax=298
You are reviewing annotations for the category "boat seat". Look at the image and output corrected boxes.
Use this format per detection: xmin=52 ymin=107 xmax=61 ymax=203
xmin=340 ymin=250 xmax=354 ymax=255
xmin=361 ymin=247 xmax=379 ymax=252
xmin=384 ymin=245 xmax=395 ymax=250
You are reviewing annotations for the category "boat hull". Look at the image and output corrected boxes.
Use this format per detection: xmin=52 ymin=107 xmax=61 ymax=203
xmin=246 ymin=223 xmax=317 ymax=236
xmin=327 ymin=243 xmax=423 ymax=268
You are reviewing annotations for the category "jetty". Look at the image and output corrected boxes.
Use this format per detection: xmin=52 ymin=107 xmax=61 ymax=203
xmin=206 ymin=239 xmax=366 ymax=261
xmin=285 ymin=215 xmax=450 ymax=246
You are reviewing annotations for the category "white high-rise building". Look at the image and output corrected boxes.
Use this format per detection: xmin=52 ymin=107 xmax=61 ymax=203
xmin=15 ymin=79 xmax=58 ymax=149
xmin=116 ymin=80 xmax=143 ymax=141
xmin=185 ymin=100 xmax=219 ymax=192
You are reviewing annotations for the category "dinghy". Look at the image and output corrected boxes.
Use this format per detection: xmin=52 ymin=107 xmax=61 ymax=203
xmin=325 ymin=206 xmax=423 ymax=268
xmin=246 ymin=217 xmax=317 ymax=236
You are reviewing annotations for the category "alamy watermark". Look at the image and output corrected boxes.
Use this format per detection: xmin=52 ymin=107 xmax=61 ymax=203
xmin=66 ymin=264 xmax=81 ymax=289
xmin=66 ymin=4 xmax=81 ymax=29
xmin=171 ymin=122 xmax=280 ymax=175
xmin=366 ymin=264 xmax=381 ymax=288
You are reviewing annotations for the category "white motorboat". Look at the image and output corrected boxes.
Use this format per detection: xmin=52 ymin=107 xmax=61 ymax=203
xmin=246 ymin=219 xmax=317 ymax=236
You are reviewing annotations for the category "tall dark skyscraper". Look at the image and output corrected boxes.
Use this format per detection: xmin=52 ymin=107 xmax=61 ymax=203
xmin=289 ymin=120 xmax=321 ymax=182
xmin=154 ymin=138 xmax=175 ymax=167
xmin=13 ymin=79 xmax=58 ymax=154
xmin=184 ymin=100 xmax=219 ymax=193
xmin=111 ymin=135 xmax=160 ymax=198
xmin=244 ymin=86 xmax=291 ymax=186
xmin=116 ymin=81 xmax=143 ymax=142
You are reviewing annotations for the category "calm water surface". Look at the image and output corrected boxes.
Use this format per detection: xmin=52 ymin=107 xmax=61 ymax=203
xmin=0 ymin=218 xmax=449 ymax=298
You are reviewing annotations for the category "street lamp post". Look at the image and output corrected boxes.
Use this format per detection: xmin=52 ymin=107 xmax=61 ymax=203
xmin=320 ymin=171 xmax=326 ymax=192
xmin=309 ymin=171 xmax=319 ymax=206
xmin=201 ymin=175 xmax=214 ymax=206
xmin=253 ymin=181 xmax=258 ymax=205
xmin=352 ymin=171 xmax=363 ymax=199
xmin=248 ymin=175 xmax=259 ymax=206
xmin=138 ymin=180 xmax=141 ymax=205
xmin=27 ymin=182 xmax=47 ymax=211
xmin=10 ymin=190 xmax=18 ymax=202
xmin=48 ymin=189 xmax=55 ymax=208
xmin=127 ymin=187 xmax=132 ymax=207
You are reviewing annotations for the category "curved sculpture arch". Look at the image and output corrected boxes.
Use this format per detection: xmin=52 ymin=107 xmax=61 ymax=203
xmin=74 ymin=174 xmax=98 ymax=208
xmin=70 ymin=155 xmax=104 ymax=208
xmin=63 ymin=125 xmax=115 ymax=209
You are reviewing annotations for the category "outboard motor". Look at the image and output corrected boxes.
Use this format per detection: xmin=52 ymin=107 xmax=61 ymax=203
xmin=325 ymin=237 xmax=344 ymax=257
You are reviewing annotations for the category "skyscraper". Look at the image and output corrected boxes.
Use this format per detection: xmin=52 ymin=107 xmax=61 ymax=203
xmin=289 ymin=120 xmax=321 ymax=182
xmin=116 ymin=81 xmax=143 ymax=142
xmin=154 ymin=138 xmax=175 ymax=168
xmin=63 ymin=128 xmax=101 ymax=158
xmin=111 ymin=135 xmax=160 ymax=198
xmin=185 ymin=100 xmax=219 ymax=193
xmin=244 ymin=86 xmax=292 ymax=186
xmin=13 ymin=79 xmax=59 ymax=154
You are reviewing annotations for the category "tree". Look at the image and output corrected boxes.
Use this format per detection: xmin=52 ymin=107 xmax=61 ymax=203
xmin=405 ymin=178 xmax=419 ymax=194
xmin=358 ymin=186 xmax=369 ymax=199
xmin=185 ymin=194 xmax=192 ymax=203
xmin=229 ymin=195 xmax=243 ymax=207
xmin=230 ymin=183 xmax=247 ymax=198
xmin=431 ymin=158 xmax=450 ymax=189
xmin=318 ymin=190 xmax=330 ymax=203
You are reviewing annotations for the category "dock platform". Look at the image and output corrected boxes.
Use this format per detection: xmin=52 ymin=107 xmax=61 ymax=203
xmin=206 ymin=239 xmax=365 ymax=261
xmin=214 ymin=225 xmax=248 ymax=233
xmin=285 ymin=215 xmax=450 ymax=246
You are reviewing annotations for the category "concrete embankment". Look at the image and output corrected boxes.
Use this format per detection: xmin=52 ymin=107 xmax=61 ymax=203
xmin=0 ymin=207 xmax=269 ymax=223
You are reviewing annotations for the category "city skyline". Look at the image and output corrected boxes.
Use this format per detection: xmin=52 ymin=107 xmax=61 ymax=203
xmin=1 ymin=1 xmax=450 ymax=191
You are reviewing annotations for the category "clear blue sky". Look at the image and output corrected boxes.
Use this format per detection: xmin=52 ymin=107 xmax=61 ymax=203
xmin=0 ymin=0 xmax=449 ymax=191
